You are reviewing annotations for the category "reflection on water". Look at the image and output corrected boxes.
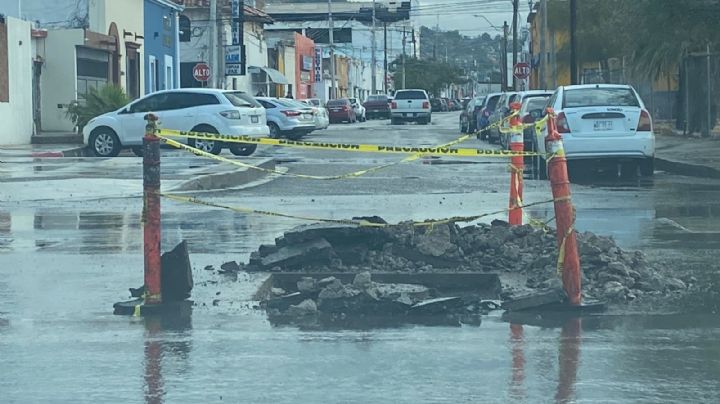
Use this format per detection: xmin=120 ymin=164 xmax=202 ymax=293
xmin=0 ymin=209 xmax=284 ymax=255
xmin=555 ymin=317 xmax=581 ymax=404
xmin=143 ymin=314 xmax=192 ymax=404
xmin=509 ymin=324 xmax=526 ymax=401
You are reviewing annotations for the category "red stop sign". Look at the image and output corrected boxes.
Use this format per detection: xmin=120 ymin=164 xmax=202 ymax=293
xmin=513 ymin=62 xmax=531 ymax=80
xmin=193 ymin=63 xmax=211 ymax=82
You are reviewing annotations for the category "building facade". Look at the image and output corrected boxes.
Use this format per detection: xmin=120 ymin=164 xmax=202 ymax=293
xmin=144 ymin=0 xmax=184 ymax=94
xmin=0 ymin=16 xmax=33 ymax=145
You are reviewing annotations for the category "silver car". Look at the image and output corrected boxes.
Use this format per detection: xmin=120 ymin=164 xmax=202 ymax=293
xmin=297 ymin=99 xmax=330 ymax=130
xmin=255 ymin=97 xmax=316 ymax=140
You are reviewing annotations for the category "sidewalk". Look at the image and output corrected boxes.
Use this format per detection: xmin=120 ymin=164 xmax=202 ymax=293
xmin=655 ymin=131 xmax=720 ymax=179
xmin=0 ymin=143 xmax=89 ymax=158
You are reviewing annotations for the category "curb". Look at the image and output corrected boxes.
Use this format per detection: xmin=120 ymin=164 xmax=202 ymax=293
xmin=28 ymin=146 xmax=89 ymax=158
xmin=656 ymin=157 xmax=720 ymax=179
xmin=171 ymin=158 xmax=277 ymax=192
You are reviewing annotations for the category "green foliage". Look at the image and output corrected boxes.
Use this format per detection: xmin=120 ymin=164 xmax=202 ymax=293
xmin=391 ymin=57 xmax=467 ymax=97
xmin=66 ymin=85 xmax=129 ymax=133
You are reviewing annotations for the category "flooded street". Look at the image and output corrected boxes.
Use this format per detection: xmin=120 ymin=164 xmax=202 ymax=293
xmin=2 ymin=114 xmax=720 ymax=402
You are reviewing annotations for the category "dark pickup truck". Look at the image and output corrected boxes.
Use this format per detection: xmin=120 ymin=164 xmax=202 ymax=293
xmin=363 ymin=94 xmax=391 ymax=119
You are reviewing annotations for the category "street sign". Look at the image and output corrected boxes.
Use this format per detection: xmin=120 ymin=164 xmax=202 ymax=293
xmin=225 ymin=45 xmax=241 ymax=63
xmin=225 ymin=63 xmax=242 ymax=76
xmin=314 ymin=47 xmax=322 ymax=83
xmin=513 ymin=62 xmax=531 ymax=80
xmin=193 ymin=63 xmax=211 ymax=82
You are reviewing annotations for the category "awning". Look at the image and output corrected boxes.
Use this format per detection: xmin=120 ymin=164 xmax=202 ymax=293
xmin=248 ymin=66 xmax=289 ymax=85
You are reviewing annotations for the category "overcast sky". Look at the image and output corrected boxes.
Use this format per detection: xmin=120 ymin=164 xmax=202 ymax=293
xmin=411 ymin=0 xmax=527 ymax=35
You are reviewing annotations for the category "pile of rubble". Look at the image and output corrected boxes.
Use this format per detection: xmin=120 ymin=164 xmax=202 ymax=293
xmin=263 ymin=272 xmax=497 ymax=328
xmin=239 ymin=219 xmax=687 ymax=304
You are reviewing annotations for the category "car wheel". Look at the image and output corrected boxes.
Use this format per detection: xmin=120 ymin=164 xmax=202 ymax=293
xmin=188 ymin=125 xmax=222 ymax=155
xmin=640 ymin=158 xmax=655 ymax=177
xmin=267 ymin=122 xmax=281 ymax=139
xmin=229 ymin=143 xmax=257 ymax=156
xmin=131 ymin=146 xmax=144 ymax=157
xmin=90 ymin=127 xmax=121 ymax=157
xmin=390 ymin=118 xmax=399 ymax=125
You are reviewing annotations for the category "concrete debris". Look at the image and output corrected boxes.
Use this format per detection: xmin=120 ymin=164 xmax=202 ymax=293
xmin=263 ymin=273 xmax=495 ymax=327
xmin=244 ymin=219 xmax=681 ymax=305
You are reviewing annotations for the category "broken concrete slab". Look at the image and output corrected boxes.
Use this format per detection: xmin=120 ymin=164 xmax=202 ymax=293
xmin=501 ymin=288 xmax=566 ymax=312
xmin=410 ymin=297 xmax=465 ymax=315
xmin=259 ymin=238 xmax=334 ymax=270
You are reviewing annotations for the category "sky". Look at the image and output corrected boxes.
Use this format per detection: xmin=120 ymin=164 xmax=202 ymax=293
xmin=411 ymin=0 xmax=527 ymax=35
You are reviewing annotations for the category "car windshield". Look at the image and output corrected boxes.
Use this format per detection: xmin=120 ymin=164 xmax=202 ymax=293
xmin=563 ymin=88 xmax=640 ymax=108
xmin=327 ymin=100 xmax=348 ymax=107
xmin=224 ymin=92 xmax=260 ymax=108
xmin=394 ymin=90 xmax=426 ymax=100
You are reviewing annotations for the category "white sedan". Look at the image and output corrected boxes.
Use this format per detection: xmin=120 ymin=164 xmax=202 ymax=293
xmin=83 ymin=88 xmax=269 ymax=157
xmin=536 ymin=84 xmax=655 ymax=177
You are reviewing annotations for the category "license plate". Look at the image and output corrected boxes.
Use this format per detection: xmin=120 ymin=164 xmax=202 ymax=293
xmin=251 ymin=115 xmax=259 ymax=123
xmin=594 ymin=120 xmax=613 ymax=131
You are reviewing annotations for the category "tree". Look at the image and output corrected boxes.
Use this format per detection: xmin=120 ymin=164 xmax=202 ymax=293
xmin=66 ymin=85 xmax=129 ymax=133
xmin=391 ymin=57 xmax=467 ymax=97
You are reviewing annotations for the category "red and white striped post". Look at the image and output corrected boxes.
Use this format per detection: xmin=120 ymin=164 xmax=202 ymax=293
xmin=545 ymin=109 xmax=581 ymax=305
xmin=508 ymin=102 xmax=524 ymax=225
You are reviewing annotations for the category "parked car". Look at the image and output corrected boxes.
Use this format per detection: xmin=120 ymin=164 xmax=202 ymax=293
xmin=363 ymin=94 xmax=392 ymax=119
xmin=390 ymin=89 xmax=432 ymax=125
xmin=459 ymin=96 xmax=484 ymax=133
xmin=442 ymin=98 xmax=456 ymax=111
xmin=486 ymin=91 xmax=520 ymax=143
xmin=348 ymin=98 xmax=367 ymax=122
xmin=297 ymin=99 xmax=330 ymax=130
xmin=83 ymin=88 xmax=266 ymax=157
xmin=499 ymin=90 xmax=554 ymax=149
xmin=256 ymin=97 xmax=316 ymax=139
xmin=534 ymin=84 xmax=655 ymax=179
xmin=430 ymin=98 xmax=443 ymax=112
xmin=461 ymin=98 xmax=472 ymax=109
xmin=326 ymin=98 xmax=357 ymax=123
xmin=476 ymin=92 xmax=502 ymax=138
xmin=305 ymin=98 xmax=322 ymax=107
xmin=439 ymin=98 xmax=450 ymax=112
xmin=518 ymin=95 xmax=550 ymax=151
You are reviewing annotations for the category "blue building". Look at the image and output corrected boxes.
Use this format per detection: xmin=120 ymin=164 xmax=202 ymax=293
xmin=144 ymin=0 xmax=184 ymax=94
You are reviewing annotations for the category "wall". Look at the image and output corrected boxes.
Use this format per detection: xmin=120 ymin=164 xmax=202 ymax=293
xmin=0 ymin=17 xmax=33 ymax=145
xmin=39 ymin=29 xmax=85 ymax=132
xmin=294 ymin=32 xmax=315 ymax=99
xmin=89 ymin=0 xmax=145 ymax=96
xmin=144 ymin=0 xmax=181 ymax=93
xmin=282 ymin=45 xmax=296 ymax=97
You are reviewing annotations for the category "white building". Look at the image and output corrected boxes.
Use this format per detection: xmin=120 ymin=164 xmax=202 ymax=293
xmin=0 ymin=16 xmax=33 ymax=145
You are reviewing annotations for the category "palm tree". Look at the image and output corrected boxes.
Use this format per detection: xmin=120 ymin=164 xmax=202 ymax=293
xmin=66 ymin=85 xmax=129 ymax=133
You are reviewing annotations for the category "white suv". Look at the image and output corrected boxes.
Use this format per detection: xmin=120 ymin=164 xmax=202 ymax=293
xmin=83 ymin=89 xmax=269 ymax=157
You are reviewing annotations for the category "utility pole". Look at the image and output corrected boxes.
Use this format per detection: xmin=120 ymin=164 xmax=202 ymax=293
xmin=209 ymin=0 xmax=217 ymax=88
xmin=371 ymin=0 xmax=377 ymax=93
xmin=539 ymin=0 xmax=547 ymax=89
xmin=512 ymin=0 xmax=519 ymax=89
xmin=328 ymin=0 xmax=336 ymax=99
xmin=383 ymin=22 xmax=388 ymax=93
xmin=402 ymin=27 xmax=408 ymax=90
xmin=706 ymin=43 xmax=712 ymax=137
xmin=570 ymin=0 xmax=578 ymax=84
xmin=412 ymin=27 xmax=417 ymax=58
xmin=503 ymin=21 xmax=509 ymax=90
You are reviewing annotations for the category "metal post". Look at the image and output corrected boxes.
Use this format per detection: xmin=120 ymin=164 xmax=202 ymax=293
xmin=685 ymin=49 xmax=690 ymax=135
xmin=706 ymin=43 xmax=712 ymax=138
xmin=540 ymin=0 xmax=547 ymax=89
xmin=412 ymin=27 xmax=417 ymax=59
xmin=545 ymin=109 xmax=581 ymax=305
xmin=570 ymin=0 xmax=578 ymax=85
xmin=328 ymin=0 xmax=336 ymax=99
xmin=503 ymin=21 xmax=509 ymax=90
xmin=512 ymin=0 xmax=519 ymax=90
xmin=402 ymin=27 xmax=406 ymax=90
xmin=383 ymin=22 xmax=388 ymax=93
xmin=143 ymin=113 xmax=162 ymax=305
xmin=508 ymin=102 xmax=524 ymax=225
xmin=209 ymin=0 xmax=217 ymax=88
xmin=371 ymin=0 xmax=377 ymax=94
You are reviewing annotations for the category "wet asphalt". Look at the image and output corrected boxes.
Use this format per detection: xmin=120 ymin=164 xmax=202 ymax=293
xmin=1 ymin=112 xmax=719 ymax=403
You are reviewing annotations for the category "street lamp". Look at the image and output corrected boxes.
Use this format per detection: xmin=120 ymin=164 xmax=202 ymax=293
xmin=473 ymin=14 xmax=503 ymax=31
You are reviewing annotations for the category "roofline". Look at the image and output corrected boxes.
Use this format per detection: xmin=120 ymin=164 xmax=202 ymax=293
xmin=148 ymin=0 xmax=185 ymax=12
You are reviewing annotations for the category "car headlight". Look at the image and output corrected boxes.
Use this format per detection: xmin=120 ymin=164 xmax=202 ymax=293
xmin=220 ymin=110 xmax=241 ymax=119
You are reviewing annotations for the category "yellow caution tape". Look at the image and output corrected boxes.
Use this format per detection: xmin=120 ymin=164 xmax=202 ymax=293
xmin=161 ymin=192 xmax=558 ymax=228
xmin=158 ymin=129 xmax=541 ymax=157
